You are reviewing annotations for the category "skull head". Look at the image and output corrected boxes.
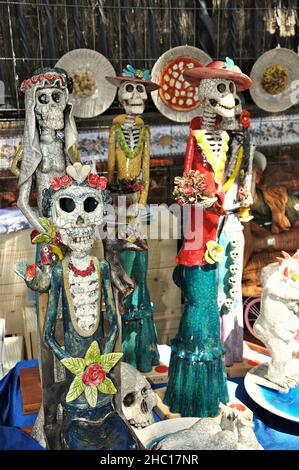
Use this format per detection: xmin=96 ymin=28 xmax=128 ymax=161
xmin=229 ymin=288 xmax=238 ymax=299
xmin=119 ymin=362 xmax=157 ymax=429
xmin=230 ymin=265 xmax=238 ymax=276
xmin=198 ymin=78 xmax=236 ymax=118
xmin=225 ymin=298 xmax=234 ymax=310
xmin=51 ymin=185 xmax=104 ymax=255
xmin=118 ymin=81 xmax=147 ymax=115
xmin=230 ymin=250 xmax=239 ymax=261
xmin=35 ymin=86 xmax=67 ymax=130
xmin=228 ymin=277 xmax=237 ymax=286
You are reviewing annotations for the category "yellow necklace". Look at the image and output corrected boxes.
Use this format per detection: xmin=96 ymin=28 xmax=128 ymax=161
xmin=223 ymin=146 xmax=244 ymax=193
xmin=193 ymin=130 xmax=229 ymax=185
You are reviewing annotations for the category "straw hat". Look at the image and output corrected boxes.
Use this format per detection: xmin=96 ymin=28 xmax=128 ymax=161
xmin=249 ymin=48 xmax=299 ymax=112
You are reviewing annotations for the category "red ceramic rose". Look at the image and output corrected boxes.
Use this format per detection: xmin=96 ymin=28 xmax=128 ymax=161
xmin=60 ymin=175 xmax=72 ymax=188
xmin=49 ymin=176 xmax=61 ymax=191
xmin=239 ymin=109 xmax=251 ymax=129
xmin=97 ymin=176 xmax=108 ymax=190
xmin=25 ymin=264 xmax=37 ymax=282
xmin=82 ymin=363 xmax=106 ymax=387
xmin=88 ymin=173 xmax=99 ymax=188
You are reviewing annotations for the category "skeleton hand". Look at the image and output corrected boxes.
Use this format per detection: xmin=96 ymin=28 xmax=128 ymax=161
xmin=195 ymin=196 xmax=218 ymax=210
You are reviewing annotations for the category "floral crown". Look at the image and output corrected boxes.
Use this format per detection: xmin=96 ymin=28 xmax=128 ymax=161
xmin=20 ymin=67 xmax=72 ymax=93
xmin=122 ymin=64 xmax=151 ymax=81
xmin=42 ymin=163 xmax=110 ymax=217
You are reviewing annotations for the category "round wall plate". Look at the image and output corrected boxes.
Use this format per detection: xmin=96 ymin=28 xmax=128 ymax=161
xmin=151 ymin=45 xmax=211 ymax=123
xmin=56 ymin=48 xmax=117 ymax=118
xmin=250 ymin=48 xmax=299 ymax=113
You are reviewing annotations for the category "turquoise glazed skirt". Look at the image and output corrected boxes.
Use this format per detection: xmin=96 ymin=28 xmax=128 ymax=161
xmin=164 ymin=264 xmax=229 ymax=417
xmin=120 ymin=250 xmax=160 ymax=372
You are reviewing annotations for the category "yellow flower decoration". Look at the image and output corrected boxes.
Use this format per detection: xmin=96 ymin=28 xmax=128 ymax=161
xmin=292 ymin=273 xmax=299 ymax=283
xmin=238 ymin=207 xmax=254 ymax=223
xmin=205 ymin=240 xmax=224 ymax=264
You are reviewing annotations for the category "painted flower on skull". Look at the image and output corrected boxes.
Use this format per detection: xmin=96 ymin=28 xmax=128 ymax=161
xmin=61 ymin=341 xmax=123 ymax=408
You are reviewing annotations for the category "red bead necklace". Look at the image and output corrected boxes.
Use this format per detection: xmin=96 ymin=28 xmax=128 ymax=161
xmin=69 ymin=260 xmax=95 ymax=277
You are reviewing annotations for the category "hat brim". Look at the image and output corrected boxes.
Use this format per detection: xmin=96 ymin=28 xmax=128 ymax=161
xmin=105 ymin=76 xmax=160 ymax=92
xmin=183 ymin=68 xmax=252 ymax=92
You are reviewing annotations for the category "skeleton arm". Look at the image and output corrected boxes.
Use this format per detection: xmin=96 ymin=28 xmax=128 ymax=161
xmin=100 ymin=260 xmax=119 ymax=354
xmin=138 ymin=127 xmax=150 ymax=207
xmin=44 ymin=265 xmax=70 ymax=361
xmin=17 ymin=177 xmax=46 ymax=233
xmin=108 ymin=125 xmax=116 ymax=183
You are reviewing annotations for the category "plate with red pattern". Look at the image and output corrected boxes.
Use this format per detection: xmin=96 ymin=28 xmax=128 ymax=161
xmin=151 ymin=46 xmax=211 ymax=123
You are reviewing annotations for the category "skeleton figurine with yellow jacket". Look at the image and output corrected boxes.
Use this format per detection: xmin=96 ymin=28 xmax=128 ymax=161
xmin=105 ymin=66 xmax=160 ymax=372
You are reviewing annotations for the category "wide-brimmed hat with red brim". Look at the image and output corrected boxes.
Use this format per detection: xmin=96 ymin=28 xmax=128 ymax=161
xmin=105 ymin=64 xmax=160 ymax=92
xmin=183 ymin=58 xmax=252 ymax=92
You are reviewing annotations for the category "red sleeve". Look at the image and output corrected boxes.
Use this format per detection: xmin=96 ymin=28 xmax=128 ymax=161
xmin=184 ymin=133 xmax=195 ymax=173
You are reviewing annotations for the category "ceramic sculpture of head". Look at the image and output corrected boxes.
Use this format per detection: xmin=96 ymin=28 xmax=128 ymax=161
xmin=44 ymin=163 xmax=109 ymax=257
xmin=184 ymin=57 xmax=252 ymax=119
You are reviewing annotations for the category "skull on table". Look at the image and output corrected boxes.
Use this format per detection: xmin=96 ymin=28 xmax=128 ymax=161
xmin=119 ymin=362 xmax=157 ymax=429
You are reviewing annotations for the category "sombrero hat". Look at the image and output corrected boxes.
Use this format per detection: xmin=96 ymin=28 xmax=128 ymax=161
xmin=105 ymin=64 xmax=160 ymax=92
xmin=249 ymin=48 xmax=299 ymax=113
xmin=183 ymin=57 xmax=252 ymax=92
xmin=150 ymin=45 xmax=212 ymax=123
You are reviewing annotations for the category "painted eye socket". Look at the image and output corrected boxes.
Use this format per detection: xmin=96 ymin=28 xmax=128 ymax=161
xmin=125 ymin=84 xmax=134 ymax=93
xmin=43 ymin=246 xmax=49 ymax=253
xmin=235 ymin=97 xmax=240 ymax=106
xmin=123 ymin=392 xmax=135 ymax=407
xmin=136 ymin=85 xmax=144 ymax=93
xmin=217 ymin=83 xmax=227 ymax=93
xmin=229 ymin=82 xmax=235 ymax=93
xmin=59 ymin=197 xmax=76 ymax=213
xmin=84 ymin=197 xmax=99 ymax=213
xmin=38 ymin=93 xmax=50 ymax=104
xmin=52 ymin=92 xmax=61 ymax=103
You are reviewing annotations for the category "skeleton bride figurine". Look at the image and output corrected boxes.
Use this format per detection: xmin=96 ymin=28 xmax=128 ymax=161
xmin=43 ymin=162 xmax=139 ymax=450
xmin=105 ymin=66 xmax=160 ymax=372
xmin=165 ymin=59 xmax=252 ymax=417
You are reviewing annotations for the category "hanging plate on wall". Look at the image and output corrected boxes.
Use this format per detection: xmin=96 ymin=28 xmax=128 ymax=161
xmin=151 ymin=45 xmax=211 ymax=123
xmin=250 ymin=48 xmax=299 ymax=113
xmin=56 ymin=49 xmax=117 ymax=118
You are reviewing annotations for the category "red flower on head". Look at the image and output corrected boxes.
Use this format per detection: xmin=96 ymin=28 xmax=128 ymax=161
xmin=49 ymin=176 xmax=62 ymax=191
xmin=45 ymin=73 xmax=54 ymax=81
xmin=60 ymin=175 xmax=72 ymax=188
xmin=240 ymin=109 xmax=251 ymax=128
xmin=31 ymin=75 xmax=39 ymax=84
xmin=88 ymin=173 xmax=99 ymax=188
xmin=82 ymin=364 xmax=106 ymax=387
xmin=97 ymin=176 xmax=107 ymax=190
xmin=132 ymin=183 xmax=141 ymax=191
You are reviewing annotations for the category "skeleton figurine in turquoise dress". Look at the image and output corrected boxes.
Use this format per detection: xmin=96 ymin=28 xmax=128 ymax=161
xmin=106 ymin=66 xmax=160 ymax=372
xmin=43 ymin=162 xmax=139 ymax=450
xmin=164 ymin=59 xmax=252 ymax=417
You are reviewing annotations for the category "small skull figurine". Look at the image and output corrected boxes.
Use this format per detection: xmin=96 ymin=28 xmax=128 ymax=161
xmin=118 ymin=81 xmax=147 ymax=115
xmin=228 ymin=277 xmax=237 ymax=286
xmin=225 ymin=298 xmax=234 ymax=310
xmin=230 ymin=265 xmax=238 ymax=276
xmin=119 ymin=362 xmax=157 ymax=429
xmin=230 ymin=250 xmax=239 ymax=261
xmin=51 ymin=181 xmax=104 ymax=254
xmin=229 ymin=288 xmax=238 ymax=299
xmin=198 ymin=78 xmax=236 ymax=118
xmin=35 ymin=86 xmax=67 ymax=130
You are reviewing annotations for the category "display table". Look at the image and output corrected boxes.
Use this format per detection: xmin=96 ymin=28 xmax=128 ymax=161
xmin=1 ymin=357 xmax=299 ymax=450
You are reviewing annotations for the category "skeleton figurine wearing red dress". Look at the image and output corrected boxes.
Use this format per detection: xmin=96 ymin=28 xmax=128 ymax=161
xmin=165 ymin=59 xmax=252 ymax=417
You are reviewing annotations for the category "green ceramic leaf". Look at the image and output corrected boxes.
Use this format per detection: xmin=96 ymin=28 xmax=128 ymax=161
xmin=65 ymin=376 xmax=84 ymax=403
xmin=14 ymin=261 xmax=28 ymax=279
xmin=61 ymin=357 xmax=85 ymax=375
xmin=32 ymin=234 xmax=51 ymax=244
xmin=84 ymin=385 xmax=98 ymax=408
xmin=98 ymin=353 xmax=123 ymax=373
xmin=84 ymin=341 xmax=102 ymax=366
xmin=98 ymin=377 xmax=117 ymax=395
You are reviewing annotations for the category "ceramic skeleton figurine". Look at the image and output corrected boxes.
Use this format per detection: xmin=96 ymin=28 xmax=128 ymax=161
xmin=43 ymin=163 xmax=139 ymax=450
xmin=105 ymin=66 xmax=160 ymax=373
xmin=217 ymin=96 xmax=254 ymax=366
xmin=253 ymin=251 xmax=299 ymax=393
xmin=165 ymin=59 xmax=252 ymax=418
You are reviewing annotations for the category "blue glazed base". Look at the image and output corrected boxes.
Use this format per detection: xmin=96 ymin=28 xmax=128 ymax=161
xmin=260 ymin=384 xmax=299 ymax=420
xmin=62 ymin=402 xmax=140 ymax=450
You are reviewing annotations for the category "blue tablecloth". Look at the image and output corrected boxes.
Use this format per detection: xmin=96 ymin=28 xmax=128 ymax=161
xmin=1 ymin=360 xmax=299 ymax=450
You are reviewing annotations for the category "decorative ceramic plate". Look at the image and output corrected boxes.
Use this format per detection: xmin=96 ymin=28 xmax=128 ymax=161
xmin=244 ymin=363 xmax=299 ymax=423
xmin=250 ymin=48 xmax=299 ymax=113
xmin=151 ymin=46 xmax=211 ymax=123
xmin=55 ymin=49 xmax=117 ymax=118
